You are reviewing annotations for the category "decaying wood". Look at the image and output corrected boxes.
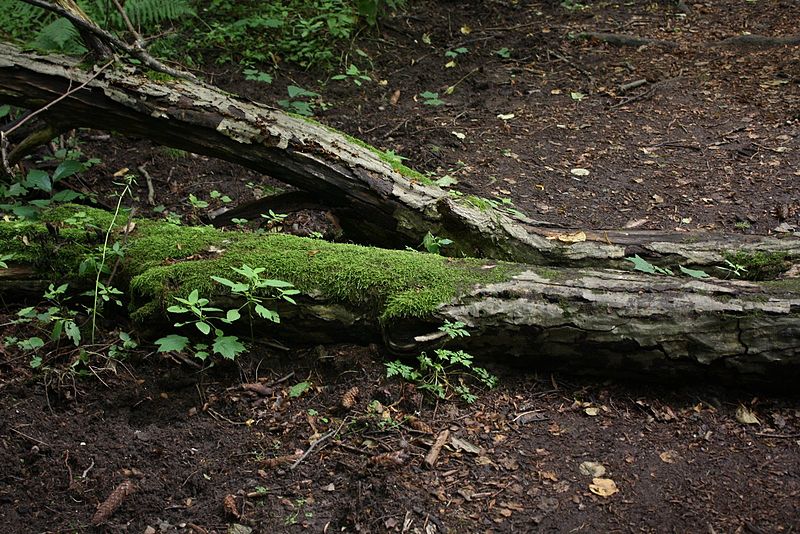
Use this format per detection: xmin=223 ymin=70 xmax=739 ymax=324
xmin=425 ymin=430 xmax=450 ymax=469
xmin=1 ymin=42 xmax=799 ymax=271
xmin=1 ymin=208 xmax=799 ymax=384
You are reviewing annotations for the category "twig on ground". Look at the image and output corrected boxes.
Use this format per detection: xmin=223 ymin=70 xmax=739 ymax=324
xmin=424 ymin=429 xmax=450 ymax=469
xmin=291 ymin=420 xmax=346 ymax=470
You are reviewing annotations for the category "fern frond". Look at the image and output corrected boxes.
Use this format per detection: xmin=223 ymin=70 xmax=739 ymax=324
xmin=0 ymin=0 xmax=54 ymax=42
xmin=30 ymin=18 xmax=87 ymax=54
xmin=118 ymin=0 xmax=195 ymax=30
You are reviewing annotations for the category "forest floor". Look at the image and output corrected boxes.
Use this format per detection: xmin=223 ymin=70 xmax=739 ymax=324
xmin=2 ymin=0 xmax=800 ymax=532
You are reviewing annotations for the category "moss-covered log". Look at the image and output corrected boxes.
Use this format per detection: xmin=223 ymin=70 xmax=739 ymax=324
xmin=1 ymin=42 xmax=799 ymax=271
xmin=1 ymin=205 xmax=799 ymax=385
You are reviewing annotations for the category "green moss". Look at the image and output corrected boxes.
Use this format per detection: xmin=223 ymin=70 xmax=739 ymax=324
xmin=464 ymin=195 xmax=495 ymax=211
xmin=293 ymin=115 xmax=434 ymax=185
xmin=39 ymin=204 xmax=119 ymax=230
xmin=723 ymin=250 xmax=790 ymax=280
xmin=127 ymin=227 xmax=514 ymax=321
xmin=143 ymin=69 xmax=176 ymax=82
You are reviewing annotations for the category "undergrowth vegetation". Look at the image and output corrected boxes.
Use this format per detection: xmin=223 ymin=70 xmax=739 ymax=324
xmin=1 ymin=0 xmax=405 ymax=69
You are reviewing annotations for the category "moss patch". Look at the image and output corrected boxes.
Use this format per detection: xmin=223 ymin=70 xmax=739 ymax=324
xmin=127 ymin=225 xmax=515 ymax=322
xmin=723 ymin=250 xmax=790 ymax=280
xmin=294 ymin=114 xmax=434 ymax=185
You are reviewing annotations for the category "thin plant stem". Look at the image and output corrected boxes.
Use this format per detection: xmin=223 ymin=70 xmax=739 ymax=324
xmin=91 ymin=176 xmax=132 ymax=342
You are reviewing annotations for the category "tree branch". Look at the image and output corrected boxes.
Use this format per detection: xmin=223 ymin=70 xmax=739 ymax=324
xmin=18 ymin=0 xmax=197 ymax=81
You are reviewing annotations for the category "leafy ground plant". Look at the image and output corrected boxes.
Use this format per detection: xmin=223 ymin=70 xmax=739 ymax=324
xmin=156 ymin=265 xmax=298 ymax=361
xmin=385 ymin=321 xmax=497 ymax=403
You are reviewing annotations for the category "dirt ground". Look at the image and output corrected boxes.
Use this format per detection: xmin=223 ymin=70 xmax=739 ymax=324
xmin=1 ymin=0 xmax=800 ymax=532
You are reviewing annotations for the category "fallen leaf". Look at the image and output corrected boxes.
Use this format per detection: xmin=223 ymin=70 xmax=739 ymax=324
xmin=579 ymin=461 xmax=606 ymax=477
xmin=584 ymin=407 xmax=600 ymax=416
xmin=497 ymin=113 xmax=515 ymax=120
xmin=460 ymin=24 xmax=472 ymax=34
xmin=589 ymin=477 xmax=618 ymax=497
xmin=450 ymin=435 xmax=482 ymax=455
xmin=390 ymin=90 xmax=401 ymax=105
xmin=736 ymin=405 xmax=760 ymax=425
xmin=546 ymin=231 xmax=587 ymax=243
xmin=659 ymin=450 xmax=679 ymax=464
xmin=539 ymin=470 xmax=558 ymax=482
xmin=570 ymin=168 xmax=590 ymax=177
xmin=451 ymin=131 xmax=466 ymax=140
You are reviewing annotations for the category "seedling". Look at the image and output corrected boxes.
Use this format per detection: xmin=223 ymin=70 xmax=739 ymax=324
xmin=385 ymin=321 xmax=497 ymax=403
xmin=419 ymin=91 xmax=445 ymax=106
xmin=243 ymin=68 xmax=273 ymax=84
xmin=495 ymin=47 xmax=511 ymax=58
xmin=278 ymin=85 xmax=320 ymax=116
xmin=331 ymin=64 xmax=371 ymax=86
xmin=444 ymin=47 xmax=468 ymax=68
xmin=421 ymin=231 xmax=453 ymax=255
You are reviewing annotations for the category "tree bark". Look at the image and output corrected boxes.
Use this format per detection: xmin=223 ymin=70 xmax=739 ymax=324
xmin=1 ymin=207 xmax=798 ymax=386
xmin=1 ymin=42 xmax=799 ymax=271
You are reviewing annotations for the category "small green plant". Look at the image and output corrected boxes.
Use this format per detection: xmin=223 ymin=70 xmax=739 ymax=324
xmin=261 ymin=209 xmax=288 ymax=229
xmin=625 ymin=255 xmax=711 ymax=279
xmin=155 ymin=289 xmax=246 ymax=361
xmin=495 ymin=47 xmax=511 ymax=58
xmin=210 ymin=190 xmax=232 ymax=204
xmin=717 ymin=259 xmax=748 ymax=278
xmin=289 ymin=381 xmax=312 ymax=398
xmin=0 ymin=153 xmax=95 ymax=219
xmin=734 ymin=221 xmax=751 ymax=231
xmin=331 ymin=63 xmax=371 ymax=86
xmin=188 ymin=193 xmax=209 ymax=210
xmin=156 ymin=266 xmax=298 ymax=361
xmin=211 ymin=263 xmax=299 ymax=338
xmin=421 ymin=232 xmax=453 ymax=255
xmin=444 ymin=46 xmax=468 ymax=67
xmin=15 ymin=283 xmax=82 ymax=368
xmin=278 ymin=85 xmax=321 ymax=116
xmin=419 ymin=91 xmax=445 ymax=106
xmin=0 ymin=253 xmax=14 ymax=269
xmin=243 ymin=68 xmax=273 ymax=84
xmin=385 ymin=321 xmax=497 ymax=403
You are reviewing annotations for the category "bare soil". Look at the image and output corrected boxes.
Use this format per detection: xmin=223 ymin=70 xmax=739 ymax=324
xmin=2 ymin=1 xmax=800 ymax=532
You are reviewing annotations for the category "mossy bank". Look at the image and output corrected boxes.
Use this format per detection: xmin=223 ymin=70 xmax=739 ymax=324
xmin=0 ymin=204 xmax=516 ymax=323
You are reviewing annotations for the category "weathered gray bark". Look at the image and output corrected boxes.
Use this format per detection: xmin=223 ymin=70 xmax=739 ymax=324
xmin=1 ymin=42 xmax=799 ymax=271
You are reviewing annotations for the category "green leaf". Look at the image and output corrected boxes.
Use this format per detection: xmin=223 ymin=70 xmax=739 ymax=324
xmin=167 ymin=305 xmax=189 ymax=314
xmin=20 ymin=337 xmax=45 ymax=352
xmin=52 ymin=190 xmax=83 ymax=202
xmin=225 ymin=309 xmax=241 ymax=322
xmin=64 ymin=321 xmax=81 ymax=346
xmin=211 ymin=276 xmax=248 ymax=292
xmin=0 ymin=104 xmax=10 ymax=118
xmin=679 ymin=265 xmax=710 ymax=278
xmin=213 ymin=335 xmax=246 ymax=360
xmin=52 ymin=159 xmax=85 ymax=182
xmin=196 ymin=322 xmax=211 ymax=335
xmin=261 ymin=279 xmax=295 ymax=288
xmin=289 ymin=381 xmax=312 ymax=398
xmin=30 ymin=355 xmax=43 ymax=369
xmin=254 ymin=304 xmax=279 ymax=322
xmin=625 ymin=254 xmax=657 ymax=274
xmin=155 ymin=334 xmax=189 ymax=352
xmin=24 ymin=169 xmax=52 ymax=193
xmin=287 ymin=85 xmax=319 ymax=98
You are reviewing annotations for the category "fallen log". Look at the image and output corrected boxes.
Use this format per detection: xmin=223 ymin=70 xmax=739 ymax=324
xmin=1 ymin=205 xmax=798 ymax=386
xmin=1 ymin=42 xmax=799 ymax=272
